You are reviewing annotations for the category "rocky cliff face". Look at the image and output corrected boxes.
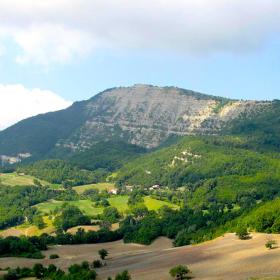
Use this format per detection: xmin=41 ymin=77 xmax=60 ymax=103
xmin=62 ymin=84 xmax=268 ymax=149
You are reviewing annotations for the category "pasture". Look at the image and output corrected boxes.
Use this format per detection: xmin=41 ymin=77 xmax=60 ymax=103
xmin=0 ymin=217 xmax=55 ymax=237
xmin=35 ymin=199 xmax=104 ymax=216
xmin=144 ymin=196 xmax=179 ymax=210
xmin=35 ymin=195 xmax=178 ymax=216
xmin=73 ymin=182 xmax=116 ymax=194
xmin=0 ymin=173 xmax=46 ymax=187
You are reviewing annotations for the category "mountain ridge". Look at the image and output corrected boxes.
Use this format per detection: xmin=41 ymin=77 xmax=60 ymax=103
xmin=0 ymin=84 xmax=272 ymax=163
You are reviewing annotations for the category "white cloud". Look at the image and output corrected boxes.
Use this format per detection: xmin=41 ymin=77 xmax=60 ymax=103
xmin=0 ymin=0 xmax=280 ymax=65
xmin=14 ymin=24 xmax=95 ymax=65
xmin=0 ymin=84 xmax=72 ymax=130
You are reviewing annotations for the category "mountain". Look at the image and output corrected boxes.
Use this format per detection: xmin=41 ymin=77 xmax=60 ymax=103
xmin=0 ymin=84 xmax=273 ymax=162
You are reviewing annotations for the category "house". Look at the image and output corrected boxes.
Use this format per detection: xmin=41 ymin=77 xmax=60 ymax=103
xmin=109 ymin=189 xmax=118 ymax=195
xmin=149 ymin=184 xmax=160 ymax=190
xmin=125 ymin=185 xmax=134 ymax=192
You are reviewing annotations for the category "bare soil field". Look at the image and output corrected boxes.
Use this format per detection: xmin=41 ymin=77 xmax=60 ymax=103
xmin=2 ymin=233 xmax=280 ymax=280
xmin=67 ymin=223 xmax=120 ymax=234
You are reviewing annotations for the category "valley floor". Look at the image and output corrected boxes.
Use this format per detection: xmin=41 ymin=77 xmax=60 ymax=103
xmin=2 ymin=233 xmax=280 ymax=279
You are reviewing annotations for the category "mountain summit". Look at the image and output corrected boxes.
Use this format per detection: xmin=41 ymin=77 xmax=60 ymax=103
xmin=0 ymin=85 xmax=270 ymax=160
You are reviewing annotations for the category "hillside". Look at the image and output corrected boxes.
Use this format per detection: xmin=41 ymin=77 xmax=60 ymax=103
xmin=115 ymin=136 xmax=280 ymax=208
xmin=2 ymin=234 xmax=280 ymax=280
xmin=0 ymin=84 xmax=270 ymax=163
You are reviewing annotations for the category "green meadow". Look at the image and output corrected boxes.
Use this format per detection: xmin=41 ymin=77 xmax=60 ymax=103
xmin=35 ymin=195 xmax=178 ymax=216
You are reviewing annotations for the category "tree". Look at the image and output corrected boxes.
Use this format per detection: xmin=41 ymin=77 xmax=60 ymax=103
xmin=92 ymin=260 xmax=102 ymax=268
xmin=169 ymin=265 xmax=190 ymax=280
xmin=114 ymin=270 xmax=131 ymax=280
xmin=236 ymin=225 xmax=250 ymax=240
xmin=131 ymin=204 xmax=149 ymax=218
xmin=128 ymin=190 xmax=144 ymax=205
xmin=98 ymin=249 xmax=108 ymax=260
xmin=102 ymin=207 xmax=120 ymax=223
xmin=54 ymin=204 xmax=91 ymax=231
xmin=100 ymin=198 xmax=110 ymax=207
xmin=49 ymin=254 xmax=60 ymax=259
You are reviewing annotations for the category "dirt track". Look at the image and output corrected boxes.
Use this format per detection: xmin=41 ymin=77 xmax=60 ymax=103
xmin=2 ymin=233 xmax=280 ymax=279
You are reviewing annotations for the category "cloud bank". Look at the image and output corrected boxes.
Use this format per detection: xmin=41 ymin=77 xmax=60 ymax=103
xmin=0 ymin=84 xmax=72 ymax=130
xmin=0 ymin=0 xmax=280 ymax=65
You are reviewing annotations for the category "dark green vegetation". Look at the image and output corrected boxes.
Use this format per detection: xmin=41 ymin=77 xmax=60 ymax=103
xmin=16 ymin=141 xmax=146 ymax=184
xmin=98 ymin=249 xmax=108 ymax=260
xmin=169 ymin=265 xmax=191 ymax=280
xmin=0 ymin=100 xmax=88 ymax=159
xmin=53 ymin=205 xmax=91 ymax=231
xmin=114 ymin=270 xmax=131 ymax=280
xmin=225 ymin=100 xmax=280 ymax=151
xmin=0 ymin=228 xmax=121 ymax=258
xmin=18 ymin=160 xmax=97 ymax=185
xmin=0 ymin=236 xmax=46 ymax=259
xmin=116 ymin=136 xmax=280 ymax=207
xmin=121 ymin=204 xmax=239 ymax=246
xmin=69 ymin=141 xmax=146 ymax=171
xmin=235 ymin=198 xmax=280 ymax=233
xmin=1 ymin=262 xmax=131 ymax=280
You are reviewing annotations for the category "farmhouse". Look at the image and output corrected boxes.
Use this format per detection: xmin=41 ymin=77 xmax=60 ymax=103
xmin=109 ymin=189 xmax=118 ymax=195
xmin=149 ymin=184 xmax=160 ymax=190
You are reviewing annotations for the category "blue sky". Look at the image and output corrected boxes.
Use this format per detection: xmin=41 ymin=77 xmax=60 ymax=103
xmin=1 ymin=41 xmax=280 ymax=102
xmin=0 ymin=0 xmax=279 ymax=129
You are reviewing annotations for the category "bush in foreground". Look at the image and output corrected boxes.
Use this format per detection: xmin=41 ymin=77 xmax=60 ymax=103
xmin=236 ymin=225 xmax=250 ymax=240
xmin=49 ymin=254 xmax=59 ymax=259
xmin=265 ymin=239 xmax=278 ymax=249
xmin=169 ymin=265 xmax=191 ymax=280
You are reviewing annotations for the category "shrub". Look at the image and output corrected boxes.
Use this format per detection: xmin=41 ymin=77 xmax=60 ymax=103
xmin=114 ymin=270 xmax=131 ymax=280
xmin=236 ymin=225 xmax=250 ymax=240
xmin=265 ymin=239 xmax=278 ymax=249
xmin=169 ymin=265 xmax=190 ymax=280
xmin=49 ymin=254 xmax=59 ymax=259
xmin=98 ymin=249 xmax=108 ymax=260
xmin=92 ymin=260 xmax=103 ymax=268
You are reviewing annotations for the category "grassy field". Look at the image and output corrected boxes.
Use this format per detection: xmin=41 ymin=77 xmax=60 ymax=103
xmin=35 ymin=199 xmax=104 ymax=216
xmin=0 ymin=173 xmax=47 ymax=187
xmin=144 ymin=197 xmax=179 ymax=210
xmin=0 ymin=217 xmax=55 ymax=237
xmin=109 ymin=195 xmax=129 ymax=212
xmin=73 ymin=182 xmax=116 ymax=194
xmin=35 ymin=195 xmax=178 ymax=216
xmin=2 ymin=233 xmax=280 ymax=279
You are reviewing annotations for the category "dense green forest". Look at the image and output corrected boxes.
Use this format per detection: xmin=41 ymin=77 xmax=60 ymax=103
xmin=16 ymin=141 xmax=146 ymax=184
xmin=225 ymin=100 xmax=280 ymax=151
xmin=69 ymin=140 xmax=146 ymax=171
